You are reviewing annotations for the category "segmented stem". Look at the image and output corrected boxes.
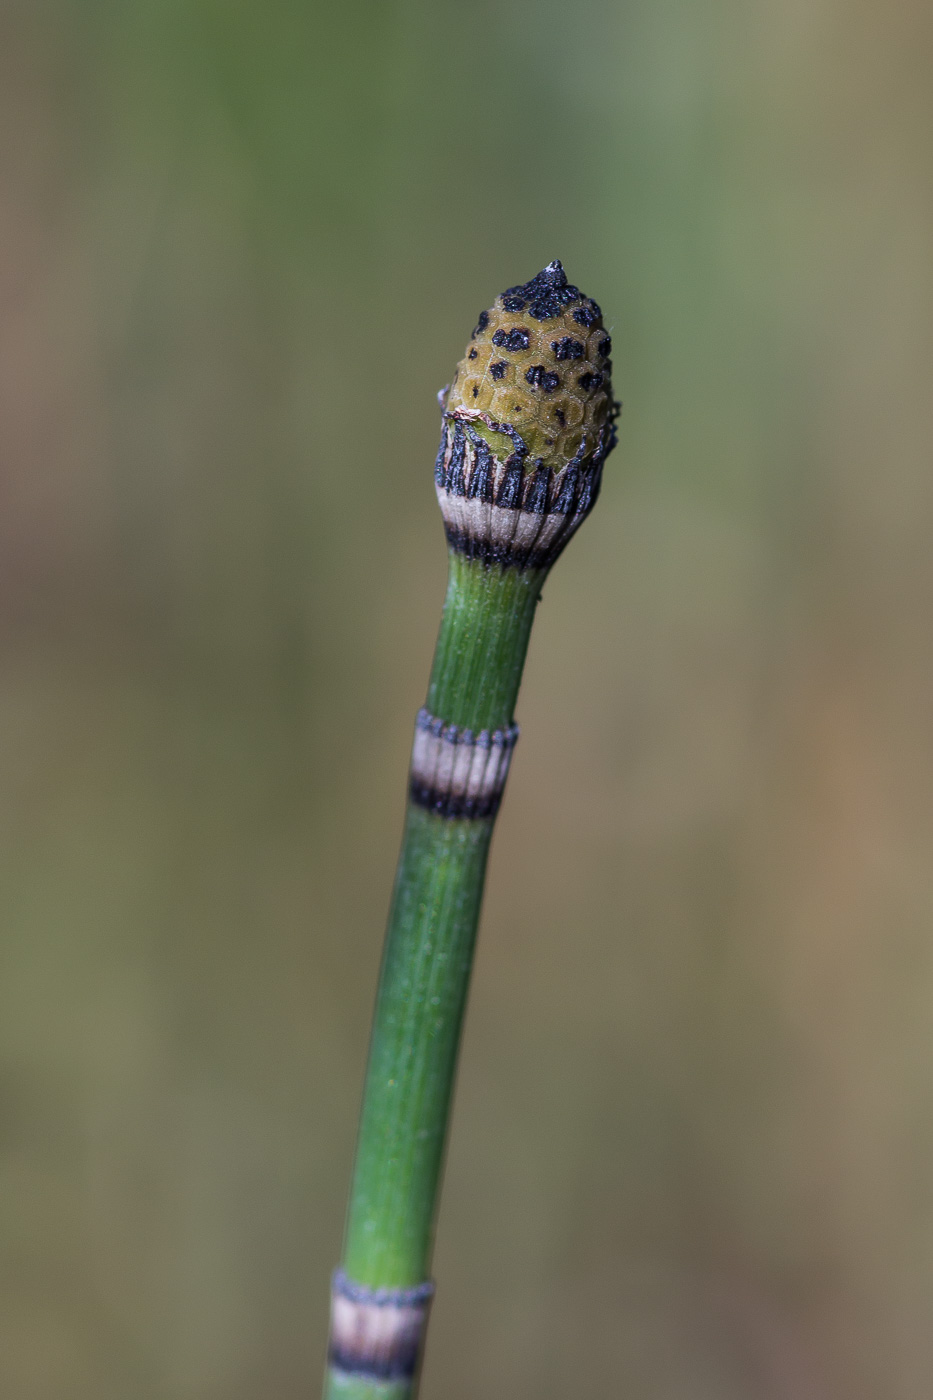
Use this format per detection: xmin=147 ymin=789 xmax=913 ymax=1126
xmin=324 ymin=263 xmax=617 ymax=1398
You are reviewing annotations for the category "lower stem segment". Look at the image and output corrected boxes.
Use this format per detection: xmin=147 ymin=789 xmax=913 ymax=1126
xmin=327 ymin=1377 xmax=416 ymax=1400
xmin=324 ymin=556 xmax=546 ymax=1397
xmin=345 ymin=805 xmax=494 ymax=1286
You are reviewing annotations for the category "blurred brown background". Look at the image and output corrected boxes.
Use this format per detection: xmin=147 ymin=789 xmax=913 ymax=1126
xmin=2 ymin=1 xmax=932 ymax=1396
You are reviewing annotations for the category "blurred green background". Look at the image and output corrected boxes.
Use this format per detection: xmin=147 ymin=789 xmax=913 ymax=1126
xmin=2 ymin=1 xmax=932 ymax=1396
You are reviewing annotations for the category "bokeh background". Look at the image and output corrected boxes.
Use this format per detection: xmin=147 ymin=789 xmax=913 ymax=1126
xmin=2 ymin=1 xmax=932 ymax=1396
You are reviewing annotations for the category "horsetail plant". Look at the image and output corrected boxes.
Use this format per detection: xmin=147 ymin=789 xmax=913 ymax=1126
xmin=325 ymin=261 xmax=619 ymax=1399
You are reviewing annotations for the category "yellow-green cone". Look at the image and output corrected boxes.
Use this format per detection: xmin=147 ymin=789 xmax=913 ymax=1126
xmin=435 ymin=261 xmax=619 ymax=571
xmin=442 ymin=259 xmax=617 ymax=472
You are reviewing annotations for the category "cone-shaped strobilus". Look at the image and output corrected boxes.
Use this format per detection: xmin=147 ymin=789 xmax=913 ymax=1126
xmin=325 ymin=263 xmax=619 ymax=1399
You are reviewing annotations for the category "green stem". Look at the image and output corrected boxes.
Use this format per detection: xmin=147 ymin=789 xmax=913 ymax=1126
xmin=324 ymin=558 xmax=544 ymax=1399
xmin=343 ymin=801 xmax=492 ymax=1285
xmin=326 ymin=1377 xmax=413 ymax=1400
xmin=427 ymin=553 xmax=545 ymax=733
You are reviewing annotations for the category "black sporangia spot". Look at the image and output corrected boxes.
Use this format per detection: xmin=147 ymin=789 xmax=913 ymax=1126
xmin=578 ymin=371 xmax=603 ymax=391
xmin=572 ymin=303 xmax=599 ymax=328
xmin=525 ymin=365 xmax=561 ymax=392
xmin=502 ymin=261 xmax=582 ymax=320
xmin=468 ymin=348 xmax=478 ymax=359
xmin=554 ymin=408 xmax=566 ymax=425
xmin=490 ymin=361 xmax=508 ymax=380
xmin=551 ymin=337 xmax=585 ymax=360
xmin=501 ymin=295 xmax=527 ymax=312
xmin=597 ymin=336 xmax=611 ymax=358
xmin=492 ymin=327 xmax=531 ymax=351
xmin=472 ymin=310 xmax=490 ymax=338
xmin=472 ymin=385 xmax=480 ymax=397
